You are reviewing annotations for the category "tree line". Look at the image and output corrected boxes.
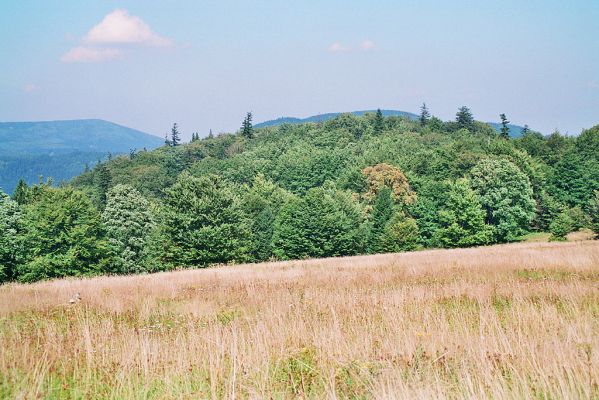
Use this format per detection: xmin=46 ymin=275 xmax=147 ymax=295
xmin=1 ymin=107 xmax=598 ymax=283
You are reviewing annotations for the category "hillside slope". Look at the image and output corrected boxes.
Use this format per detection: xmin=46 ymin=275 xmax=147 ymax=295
xmin=0 ymin=119 xmax=163 ymax=193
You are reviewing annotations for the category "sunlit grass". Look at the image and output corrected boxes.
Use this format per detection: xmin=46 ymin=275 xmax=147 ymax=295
xmin=1 ymin=240 xmax=598 ymax=399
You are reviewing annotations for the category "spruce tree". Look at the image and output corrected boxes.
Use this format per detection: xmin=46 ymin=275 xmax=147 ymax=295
xmin=522 ymin=124 xmax=530 ymax=136
xmin=456 ymin=106 xmax=474 ymax=131
xmin=171 ymin=123 xmax=181 ymax=146
xmin=373 ymin=109 xmax=384 ymax=135
xmin=164 ymin=133 xmax=171 ymax=146
xmin=419 ymin=103 xmax=430 ymax=126
xmin=95 ymin=163 xmax=112 ymax=209
xmin=242 ymin=112 xmax=254 ymax=139
xmin=208 ymin=129 xmax=214 ymax=138
xmin=11 ymin=179 xmax=30 ymax=205
xmin=368 ymin=187 xmax=394 ymax=253
xmin=500 ymin=113 xmax=510 ymax=139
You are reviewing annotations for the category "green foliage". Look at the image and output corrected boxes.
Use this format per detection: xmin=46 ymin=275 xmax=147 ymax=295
xmin=171 ymin=123 xmax=181 ymax=147
xmin=432 ymin=179 xmax=493 ymax=248
xmin=241 ymin=112 xmax=254 ymax=139
xmin=11 ymin=179 xmax=30 ymax=205
xmin=470 ymin=159 xmax=536 ymax=242
xmin=499 ymin=113 xmax=510 ymax=139
xmin=419 ymin=103 xmax=430 ymax=126
xmin=94 ymin=163 xmax=112 ymax=208
xmin=160 ymin=174 xmax=251 ymax=268
xmin=549 ymin=210 xmax=573 ymax=241
xmin=373 ymin=109 xmax=384 ymax=135
xmin=17 ymin=187 xmax=108 ymax=282
xmin=0 ymin=191 xmax=22 ymax=282
xmin=102 ymin=184 xmax=156 ymax=274
xmin=367 ymin=187 xmax=394 ymax=253
xmin=272 ymin=185 xmax=366 ymax=260
xmin=590 ymin=191 xmax=599 ymax=237
xmin=380 ymin=212 xmax=420 ymax=253
xmin=456 ymin=106 xmax=474 ymax=132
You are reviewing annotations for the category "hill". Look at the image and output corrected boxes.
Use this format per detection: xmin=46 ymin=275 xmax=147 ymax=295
xmin=255 ymin=109 xmax=527 ymax=137
xmin=0 ymin=119 xmax=163 ymax=193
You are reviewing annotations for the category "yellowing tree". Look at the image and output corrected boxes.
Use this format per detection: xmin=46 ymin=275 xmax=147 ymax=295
xmin=362 ymin=163 xmax=416 ymax=205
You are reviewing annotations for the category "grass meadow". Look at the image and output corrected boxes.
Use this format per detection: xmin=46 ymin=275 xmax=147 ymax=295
xmin=1 ymin=240 xmax=598 ymax=399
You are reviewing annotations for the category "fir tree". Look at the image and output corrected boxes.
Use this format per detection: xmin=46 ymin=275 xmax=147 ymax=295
xmin=171 ymin=123 xmax=181 ymax=146
xmin=456 ymin=106 xmax=474 ymax=131
xmin=242 ymin=112 xmax=254 ymax=139
xmin=522 ymin=124 xmax=530 ymax=135
xmin=164 ymin=133 xmax=171 ymax=146
xmin=373 ymin=109 xmax=384 ymax=135
xmin=95 ymin=163 xmax=112 ymax=209
xmin=368 ymin=187 xmax=394 ymax=253
xmin=500 ymin=113 xmax=510 ymax=139
xmin=208 ymin=129 xmax=214 ymax=138
xmin=11 ymin=179 xmax=30 ymax=205
xmin=419 ymin=103 xmax=430 ymax=126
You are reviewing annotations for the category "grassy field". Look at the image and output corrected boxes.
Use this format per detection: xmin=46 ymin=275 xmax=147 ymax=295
xmin=1 ymin=241 xmax=598 ymax=399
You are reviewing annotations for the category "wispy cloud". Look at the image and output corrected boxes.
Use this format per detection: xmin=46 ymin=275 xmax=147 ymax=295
xmin=23 ymin=83 xmax=38 ymax=92
xmin=328 ymin=42 xmax=351 ymax=53
xmin=361 ymin=40 xmax=376 ymax=51
xmin=61 ymin=9 xmax=171 ymax=63
xmin=84 ymin=9 xmax=171 ymax=47
xmin=61 ymin=46 xmax=123 ymax=63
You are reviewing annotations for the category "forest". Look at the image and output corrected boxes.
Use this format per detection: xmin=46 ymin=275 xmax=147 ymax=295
xmin=1 ymin=107 xmax=598 ymax=283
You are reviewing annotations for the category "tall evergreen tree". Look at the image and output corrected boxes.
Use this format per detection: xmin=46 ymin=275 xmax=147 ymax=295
xmin=164 ymin=133 xmax=171 ymax=146
xmin=0 ymin=191 xmax=22 ymax=282
xmin=419 ymin=103 xmax=431 ymax=126
xmin=171 ymin=123 xmax=181 ymax=146
xmin=521 ymin=124 xmax=530 ymax=136
xmin=500 ymin=113 xmax=510 ymax=139
xmin=456 ymin=106 xmax=475 ymax=131
xmin=242 ymin=112 xmax=254 ymax=139
xmin=95 ymin=163 xmax=112 ymax=209
xmin=208 ymin=129 xmax=214 ymax=138
xmin=11 ymin=179 xmax=30 ymax=205
xmin=373 ymin=109 xmax=384 ymax=135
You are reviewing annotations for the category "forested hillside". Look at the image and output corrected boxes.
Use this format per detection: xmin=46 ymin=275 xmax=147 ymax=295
xmin=1 ymin=109 xmax=598 ymax=283
xmin=0 ymin=119 xmax=163 ymax=193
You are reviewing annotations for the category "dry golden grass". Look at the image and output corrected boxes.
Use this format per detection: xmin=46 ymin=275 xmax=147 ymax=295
xmin=1 ymin=240 xmax=598 ymax=399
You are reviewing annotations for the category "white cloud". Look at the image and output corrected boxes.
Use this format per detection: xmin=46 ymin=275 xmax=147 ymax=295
xmin=361 ymin=40 xmax=376 ymax=51
xmin=84 ymin=9 xmax=171 ymax=47
xmin=61 ymin=46 xmax=123 ymax=63
xmin=588 ymin=80 xmax=599 ymax=90
xmin=23 ymin=84 xmax=37 ymax=92
xmin=328 ymin=42 xmax=351 ymax=53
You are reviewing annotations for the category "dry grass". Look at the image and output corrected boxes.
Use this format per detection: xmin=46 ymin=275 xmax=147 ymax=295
xmin=1 ymin=241 xmax=598 ymax=399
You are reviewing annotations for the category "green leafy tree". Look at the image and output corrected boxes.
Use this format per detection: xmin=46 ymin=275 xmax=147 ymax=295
xmin=272 ymin=185 xmax=366 ymax=260
xmin=500 ymin=113 xmax=510 ymax=139
xmin=380 ymin=212 xmax=420 ymax=253
xmin=456 ymin=106 xmax=475 ymax=131
xmin=589 ymin=191 xmax=599 ymax=237
xmin=11 ymin=179 xmax=30 ymax=205
xmin=419 ymin=103 xmax=430 ymax=126
xmin=432 ymin=179 xmax=493 ymax=248
xmin=102 ymin=184 xmax=156 ymax=274
xmin=171 ymin=123 xmax=181 ymax=147
xmin=469 ymin=158 xmax=536 ymax=242
xmin=0 ymin=191 xmax=22 ymax=282
xmin=242 ymin=112 xmax=254 ymax=139
xmin=367 ymin=187 xmax=394 ymax=253
xmin=549 ymin=209 xmax=573 ymax=241
xmin=373 ymin=109 xmax=384 ymax=135
xmin=17 ymin=187 xmax=107 ymax=283
xmin=161 ymin=173 xmax=251 ymax=267
xmin=242 ymin=174 xmax=294 ymax=261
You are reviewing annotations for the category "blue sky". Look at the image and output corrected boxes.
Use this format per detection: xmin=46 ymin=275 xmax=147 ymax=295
xmin=1 ymin=0 xmax=598 ymax=139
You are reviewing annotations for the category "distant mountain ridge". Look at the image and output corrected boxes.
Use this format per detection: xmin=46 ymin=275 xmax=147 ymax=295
xmin=0 ymin=119 xmax=163 ymax=193
xmin=255 ymin=110 xmax=526 ymax=137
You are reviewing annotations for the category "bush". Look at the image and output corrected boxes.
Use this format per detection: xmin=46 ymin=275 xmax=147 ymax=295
xmin=549 ymin=211 xmax=573 ymax=241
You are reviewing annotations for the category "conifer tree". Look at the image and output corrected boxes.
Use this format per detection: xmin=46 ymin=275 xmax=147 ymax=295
xmin=208 ymin=129 xmax=214 ymax=138
xmin=164 ymin=133 xmax=171 ymax=146
xmin=419 ymin=103 xmax=430 ymax=126
xmin=11 ymin=179 xmax=30 ymax=205
xmin=95 ymin=163 xmax=112 ymax=209
xmin=242 ymin=112 xmax=254 ymax=139
xmin=171 ymin=123 xmax=181 ymax=146
xmin=373 ymin=109 xmax=384 ymax=135
xmin=522 ymin=124 xmax=530 ymax=135
xmin=456 ymin=106 xmax=474 ymax=131
xmin=368 ymin=187 xmax=394 ymax=253
xmin=500 ymin=113 xmax=510 ymax=139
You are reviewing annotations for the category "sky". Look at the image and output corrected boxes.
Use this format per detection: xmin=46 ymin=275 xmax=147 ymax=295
xmin=1 ymin=0 xmax=598 ymax=140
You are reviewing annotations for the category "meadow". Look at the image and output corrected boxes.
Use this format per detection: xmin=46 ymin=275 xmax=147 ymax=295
xmin=1 ymin=240 xmax=598 ymax=399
